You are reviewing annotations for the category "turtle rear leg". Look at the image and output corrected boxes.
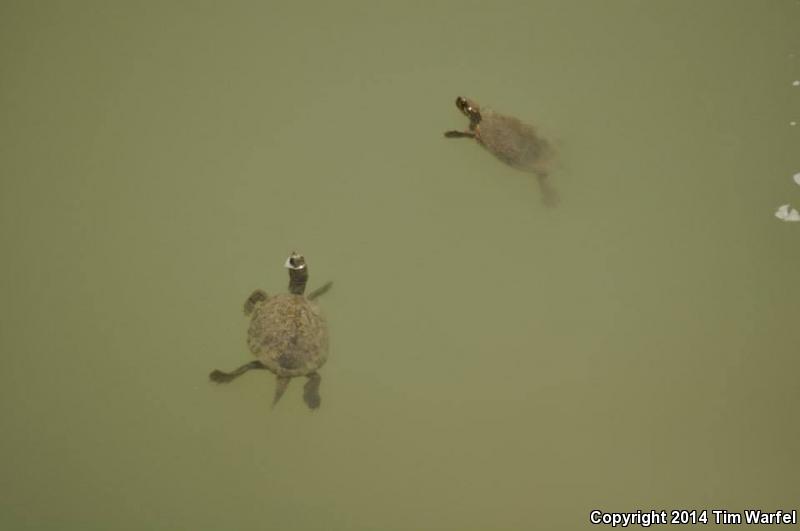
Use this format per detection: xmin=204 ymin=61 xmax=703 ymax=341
xmin=303 ymin=372 xmax=322 ymax=410
xmin=209 ymin=360 xmax=266 ymax=383
xmin=272 ymin=376 xmax=291 ymax=407
xmin=444 ymin=130 xmax=476 ymax=139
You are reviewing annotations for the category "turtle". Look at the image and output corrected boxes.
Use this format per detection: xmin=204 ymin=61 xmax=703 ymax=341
xmin=444 ymin=96 xmax=558 ymax=206
xmin=209 ymin=252 xmax=332 ymax=410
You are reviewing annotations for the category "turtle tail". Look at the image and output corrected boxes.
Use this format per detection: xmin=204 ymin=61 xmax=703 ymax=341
xmin=536 ymin=174 xmax=559 ymax=207
xmin=272 ymin=376 xmax=290 ymax=407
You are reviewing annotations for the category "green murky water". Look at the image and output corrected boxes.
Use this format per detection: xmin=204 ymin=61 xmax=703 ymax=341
xmin=2 ymin=1 xmax=799 ymax=530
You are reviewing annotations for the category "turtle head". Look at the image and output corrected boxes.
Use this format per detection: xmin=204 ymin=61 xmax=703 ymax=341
xmin=285 ymin=251 xmax=308 ymax=295
xmin=284 ymin=252 xmax=306 ymax=271
xmin=455 ymin=96 xmax=482 ymax=126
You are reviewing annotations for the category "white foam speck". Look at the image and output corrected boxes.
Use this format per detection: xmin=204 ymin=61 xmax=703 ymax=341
xmin=794 ymin=173 xmax=800 ymax=186
xmin=794 ymin=80 xmax=800 ymax=86
xmin=792 ymin=121 xmax=798 ymax=127
xmin=776 ymin=204 xmax=800 ymax=222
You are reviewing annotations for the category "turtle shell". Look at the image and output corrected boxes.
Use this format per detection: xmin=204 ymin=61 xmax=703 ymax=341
xmin=476 ymin=110 xmax=553 ymax=178
xmin=246 ymin=293 xmax=328 ymax=377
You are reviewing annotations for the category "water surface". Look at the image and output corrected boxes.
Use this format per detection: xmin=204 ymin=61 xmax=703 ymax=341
xmin=1 ymin=1 xmax=799 ymax=530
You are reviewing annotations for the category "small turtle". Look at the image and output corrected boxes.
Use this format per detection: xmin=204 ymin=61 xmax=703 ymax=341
xmin=209 ymin=252 xmax=332 ymax=410
xmin=445 ymin=96 xmax=558 ymax=206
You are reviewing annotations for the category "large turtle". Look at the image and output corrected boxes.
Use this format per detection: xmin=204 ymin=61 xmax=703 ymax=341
xmin=444 ymin=96 xmax=558 ymax=206
xmin=209 ymin=252 xmax=332 ymax=410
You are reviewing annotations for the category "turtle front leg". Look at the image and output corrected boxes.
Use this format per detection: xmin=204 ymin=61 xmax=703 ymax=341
xmin=307 ymin=281 xmax=333 ymax=301
xmin=303 ymin=372 xmax=322 ymax=410
xmin=244 ymin=289 xmax=268 ymax=316
xmin=209 ymin=360 xmax=266 ymax=383
xmin=444 ymin=130 xmax=476 ymax=139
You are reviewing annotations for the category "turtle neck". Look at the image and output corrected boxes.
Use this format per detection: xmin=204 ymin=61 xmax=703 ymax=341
xmin=288 ymin=267 xmax=308 ymax=295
